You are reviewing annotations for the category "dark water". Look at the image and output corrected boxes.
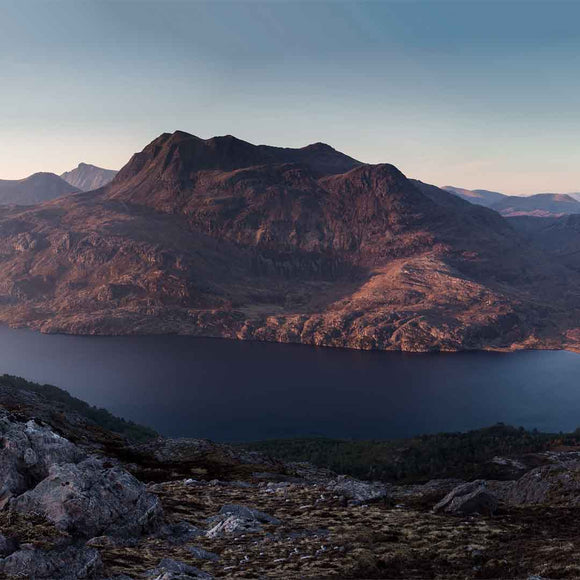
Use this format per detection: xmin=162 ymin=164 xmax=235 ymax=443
xmin=0 ymin=325 xmax=578 ymax=441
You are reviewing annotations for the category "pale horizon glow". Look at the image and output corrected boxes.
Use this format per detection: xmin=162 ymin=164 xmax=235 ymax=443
xmin=2 ymin=1 xmax=580 ymax=196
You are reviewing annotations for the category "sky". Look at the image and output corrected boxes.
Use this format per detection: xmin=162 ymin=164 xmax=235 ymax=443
xmin=1 ymin=0 xmax=580 ymax=195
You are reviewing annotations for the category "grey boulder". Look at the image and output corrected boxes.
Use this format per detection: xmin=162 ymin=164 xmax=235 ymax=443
xmin=0 ymin=412 xmax=84 ymax=507
xmin=219 ymin=504 xmax=281 ymax=525
xmin=433 ymin=480 xmax=498 ymax=515
xmin=11 ymin=456 xmax=162 ymax=538
xmin=501 ymin=460 xmax=580 ymax=506
xmin=326 ymin=475 xmax=389 ymax=505
xmin=0 ymin=545 xmax=102 ymax=579
xmin=206 ymin=504 xmax=281 ymax=538
xmin=206 ymin=515 xmax=263 ymax=538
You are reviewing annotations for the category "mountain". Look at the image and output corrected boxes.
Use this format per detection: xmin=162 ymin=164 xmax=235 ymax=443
xmin=443 ymin=185 xmax=580 ymax=217
xmin=60 ymin=162 xmax=118 ymax=191
xmin=0 ymin=130 xmax=578 ymax=353
xmin=442 ymin=186 xmax=505 ymax=207
xmin=0 ymin=172 xmax=79 ymax=205
xmin=491 ymin=193 xmax=580 ymax=217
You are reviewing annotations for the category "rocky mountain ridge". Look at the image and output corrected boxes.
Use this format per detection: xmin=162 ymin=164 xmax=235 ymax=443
xmin=0 ymin=131 xmax=578 ymax=352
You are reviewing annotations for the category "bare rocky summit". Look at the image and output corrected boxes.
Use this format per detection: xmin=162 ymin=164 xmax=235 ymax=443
xmin=0 ymin=131 xmax=578 ymax=352
xmin=60 ymin=163 xmax=118 ymax=192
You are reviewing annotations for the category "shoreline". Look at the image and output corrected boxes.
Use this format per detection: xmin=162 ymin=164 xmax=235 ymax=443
xmin=2 ymin=319 xmax=579 ymax=356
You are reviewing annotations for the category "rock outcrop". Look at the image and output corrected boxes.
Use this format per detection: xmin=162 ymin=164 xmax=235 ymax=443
xmin=11 ymin=456 xmax=162 ymax=538
xmin=0 ymin=408 xmax=162 ymax=578
xmin=432 ymin=480 xmax=498 ymax=515
xmin=500 ymin=460 xmax=580 ymax=507
xmin=326 ymin=475 xmax=389 ymax=505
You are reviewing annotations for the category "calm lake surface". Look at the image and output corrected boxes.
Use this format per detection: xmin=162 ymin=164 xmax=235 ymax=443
xmin=0 ymin=325 xmax=578 ymax=441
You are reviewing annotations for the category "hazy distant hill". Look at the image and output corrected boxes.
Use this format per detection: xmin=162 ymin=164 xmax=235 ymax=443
xmin=443 ymin=185 xmax=580 ymax=217
xmin=491 ymin=193 xmax=580 ymax=217
xmin=0 ymin=172 xmax=78 ymax=205
xmin=442 ymin=186 xmax=505 ymax=207
xmin=61 ymin=162 xmax=118 ymax=191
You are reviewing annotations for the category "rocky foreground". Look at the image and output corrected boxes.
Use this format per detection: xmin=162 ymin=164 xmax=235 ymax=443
xmin=0 ymin=380 xmax=579 ymax=579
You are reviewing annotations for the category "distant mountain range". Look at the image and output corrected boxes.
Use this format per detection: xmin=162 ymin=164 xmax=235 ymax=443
xmin=443 ymin=185 xmax=580 ymax=217
xmin=0 ymin=130 xmax=578 ymax=353
xmin=0 ymin=173 xmax=79 ymax=205
xmin=60 ymin=163 xmax=118 ymax=192
xmin=0 ymin=163 xmax=118 ymax=206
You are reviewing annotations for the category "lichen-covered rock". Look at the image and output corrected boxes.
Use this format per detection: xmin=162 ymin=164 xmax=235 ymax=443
xmin=0 ymin=545 xmax=102 ymax=579
xmin=433 ymin=480 xmax=498 ymax=515
xmin=219 ymin=504 xmax=281 ymax=525
xmin=206 ymin=515 xmax=263 ymax=538
xmin=11 ymin=456 xmax=162 ymax=538
xmin=205 ymin=503 xmax=281 ymax=538
xmin=501 ymin=460 xmax=580 ymax=506
xmin=326 ymin=475 xmax=389 ymax=505
xmin=0 ymin=411 xmax=85 ymax=507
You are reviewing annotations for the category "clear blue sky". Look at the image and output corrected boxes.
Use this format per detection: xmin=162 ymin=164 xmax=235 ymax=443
xmin=2 ymin=0 xmax=579 ymax=194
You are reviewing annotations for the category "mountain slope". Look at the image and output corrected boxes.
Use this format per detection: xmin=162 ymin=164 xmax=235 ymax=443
xmin=0 ymin=172 xmax=79 ymax=205
xmin=61 ymin=162 xmax=118 ymax=191
xmin=0 ymin=131 xmax=578 ymax=352
xmin=508 ymin=214 xmax=580 ymax=274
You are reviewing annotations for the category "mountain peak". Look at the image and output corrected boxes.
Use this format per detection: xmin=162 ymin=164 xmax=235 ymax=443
xmin=303 ymin=142 xmax=335 ymax=151
xmin=0 ymin=172 xmax=78 ymax=205
xmin=110 ymin=131 xmax=362 ymax=201
xmin=61 ymin=163 xmax=118 ymax=192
